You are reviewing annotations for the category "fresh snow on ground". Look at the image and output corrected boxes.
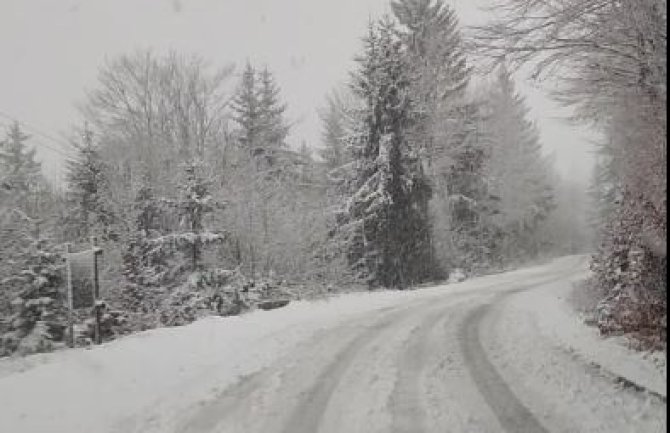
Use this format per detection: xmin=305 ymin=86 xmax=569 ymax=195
xmin=0 ymin=256 xmax=665 ymax=433
xmin=478 ymin=260 xmax=665 ymax=432
xmin=521 ymin=273 xmax=666 ymax=398
xmin=0 ymin=281 xmax=470 ymax=433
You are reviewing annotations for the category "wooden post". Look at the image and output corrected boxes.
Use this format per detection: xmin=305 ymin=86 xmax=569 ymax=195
xmin=91 ymin=237 xmax=101 ymax=345
xmin=65 ymin=244 xmax=75 ymax=348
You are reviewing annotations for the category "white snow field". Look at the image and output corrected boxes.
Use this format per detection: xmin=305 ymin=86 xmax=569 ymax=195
xmin=0 ymin=256 xmax=665 ymax=433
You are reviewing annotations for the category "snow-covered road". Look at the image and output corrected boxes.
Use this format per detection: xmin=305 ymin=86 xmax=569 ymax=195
xmin=0 ymin=256 xmax=666 ymax=433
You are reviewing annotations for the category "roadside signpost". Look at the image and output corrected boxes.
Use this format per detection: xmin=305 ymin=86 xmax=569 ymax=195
xmin=65 ymin=238 xmax=104 ymax=347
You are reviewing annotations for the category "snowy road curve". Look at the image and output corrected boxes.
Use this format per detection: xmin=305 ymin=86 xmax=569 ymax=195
xmin=173 ymin=257 xmax=665 ymax=433
xmin=0 ymin=256 xmax=665 ymax=433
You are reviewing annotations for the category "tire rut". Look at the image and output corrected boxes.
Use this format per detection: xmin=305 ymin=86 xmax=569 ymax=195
xmin=180 ymin=273 xmax=567 ymax=433
xmin=279 ymin=315 xmax=397 ymax=433
xmin=460 ymin=294 xmax=550 ymax=433
xmin=388 ymin=306 xmax=456 ymax=433
xmin=281 ymin=294 xmax=481 ymax=433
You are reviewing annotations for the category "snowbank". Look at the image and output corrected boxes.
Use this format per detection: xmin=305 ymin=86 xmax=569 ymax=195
xmin=0 ymin=282 xmax=450 ymax=433
xmin=515 ymin=267 xmax=667 ymax=398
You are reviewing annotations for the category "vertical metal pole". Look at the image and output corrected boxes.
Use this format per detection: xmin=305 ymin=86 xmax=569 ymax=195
xmin=91 ymin=237 xmax=101 ymax=345
xmin=65 ymin=244 xmax=75 ymax=348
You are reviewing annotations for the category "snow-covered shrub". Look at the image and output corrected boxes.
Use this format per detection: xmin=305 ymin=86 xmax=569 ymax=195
xmin=447 ymin=269 xmax=466 ymax=284
xmin=84 ymin=309 xmax=132 ymax=341
xmin=0 ymin=231 xmax=68 ymax=357
xmin=159 ymin=268 xmax=247 ymax=327
xmin=13 ymin=321 xmax=61 ymax=356
xmin=590 ymin=192 xmax=666 ymax=350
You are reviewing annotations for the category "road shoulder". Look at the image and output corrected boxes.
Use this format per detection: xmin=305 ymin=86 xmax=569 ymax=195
xmin=526 ymin=274 xmax=666 ymax=399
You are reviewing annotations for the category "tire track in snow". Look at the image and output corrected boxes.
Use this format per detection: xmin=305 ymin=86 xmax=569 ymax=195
xmin=387 ymin=278 xmax=558 ymax=433
xmin=388 ymin=307 xmax=451 ymax=433
xmin=481 ymin=278 xmax=667 ymax=433
xmin=279 ymin=315 xmax=402 ymax=433
xmin=280 ymin=293 xmax=480 ymax=433
xmin=176 ymin=305 xmax=407 ymax=433
xmin=179 ymin=273 xmax=568 ymax=433
xmin=460 ymin=294 xmax=550 ymax=433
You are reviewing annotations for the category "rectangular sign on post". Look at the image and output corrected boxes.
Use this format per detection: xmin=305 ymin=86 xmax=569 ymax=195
xmin=69 ymin=250 xmax=96 ymax=309
xmin=65 ymin=244 xmax=104 ymax=345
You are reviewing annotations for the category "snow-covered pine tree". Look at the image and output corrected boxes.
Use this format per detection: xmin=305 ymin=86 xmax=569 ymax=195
xmin=229 ymin=63 xmax=293 ymax=278
xmin=231 ymin=62 xmax=261 ymax=158
xmin=151 ymin=160 xmax=225 ymax=273
xmin=482 ymin=65 xmax=555 ymax=261
xmin=258 ymin=67 xmax=289 ymax=153
xmin=391 ymin=0 xmax=483 ymax=277
xmin=231 ymin=63 xmax=290 ymax=167
xmin=318 ymin=87 xmax=365 ymax=212
xmin=0 ymin=124 xmax=54 ymax=327
xmin=312 ymin=89 xmax=361 ymax=286
xmin=442 ymin=104 xmax=503 ymax=274
xmin=150 ymin=161 xmax=236 ymax=326
xmin=256 ymin=67 xmax=292 ymax=183
xmin=0 ymin=122 xmax=42 ymax=214
xmin=121 ymin=171 xmax=168 ymax=313
xmin=0 ymin=219 xmax=66 ymax=356
xmin=229 ymin=62 xmax=262 ymax=276
xmin=318 ymin=89 xmax=354 ymax=172
xmin=0 ymin=122 xmax=35 ymax=253
xmin=391 ymin=0 xmax=471 ymax=166
xmin=338 ymin=18 xmax=434 ymax=289
xmin=64 ymin=126 xmax=117 ymax=242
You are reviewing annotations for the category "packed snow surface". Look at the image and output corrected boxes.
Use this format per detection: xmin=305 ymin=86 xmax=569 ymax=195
xmin=0 ymin=256 xmax=665 ymax=433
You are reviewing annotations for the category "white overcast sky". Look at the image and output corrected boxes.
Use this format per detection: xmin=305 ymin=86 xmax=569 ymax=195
xmin=0 ymin=0 xmax=596 ymax=185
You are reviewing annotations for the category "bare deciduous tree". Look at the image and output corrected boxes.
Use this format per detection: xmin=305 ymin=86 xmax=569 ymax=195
xmin=81 ymin=50 xmax=234 ymax=197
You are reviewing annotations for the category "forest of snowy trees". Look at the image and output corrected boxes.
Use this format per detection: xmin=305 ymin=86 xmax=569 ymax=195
xmin=0 ymin=0 xmax=664 ymax=356
xmin=473 ymin=0 xmax=666 ymax=348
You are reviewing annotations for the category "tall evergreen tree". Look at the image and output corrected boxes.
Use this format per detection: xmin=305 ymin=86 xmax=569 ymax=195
xmin=392 ymin=0 xmax=484 ymax=276
xmin=231 ymin=63 xmax=289 ymax=162
xmin=231 ymin=62 xmax=261 ymax=158
xmin=338 ymin=19 xmax=433 ymax=288
xmin=123 ymin=172 xmax=164 ymax=286
xmin=258 ymin=67 xmax=289 ymax=152
xmin=0 ymin=122 xmax=42 ymax=212
xmin=391 ymin=0 xmax=471 ymax=164
xmin=64 ymin=126 xmax=117 ymax=242
xmin=0 ymin=123 xmax=53 ymax=334
xmin=229 ymin=64 xmax=292 ymax=277
xmin=441 ymin=104 xmax=502 ymax=273
xmin=121 ymin=171 xmax=170 ymax=314
xmin=152 ymin=161 xmax=225 ymax=273
xmin=0 ymin=220 xmax=66 ymax=356
xmin=318 ymin=89 xmax=353 ymax=171
xmin=483 ymin=65 xmax=555 ymax=260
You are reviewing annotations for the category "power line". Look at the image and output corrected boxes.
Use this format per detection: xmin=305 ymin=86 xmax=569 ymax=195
xmin=0 ymin=122 xmax=71 ymax=159
xmin=0 ymin=110 xmax=73 ymax=148
xmin=0 ymin=110 xmax=72 ymax=148
xmin=0 ymin=113 xmax=73 ymax=157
